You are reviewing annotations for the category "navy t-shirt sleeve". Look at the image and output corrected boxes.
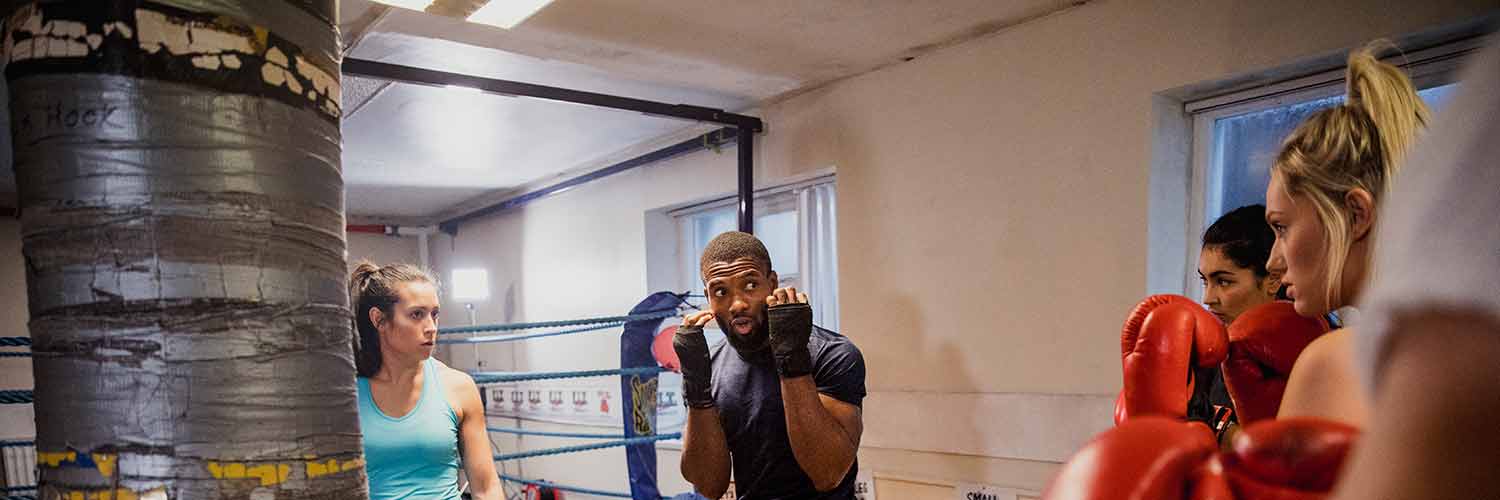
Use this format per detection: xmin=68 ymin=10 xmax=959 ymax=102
xmin=812 ymin=330 xmax=866 ymax=407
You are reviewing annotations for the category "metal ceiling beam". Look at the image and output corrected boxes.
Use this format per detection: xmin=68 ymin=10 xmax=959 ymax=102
xmin=436 ymin=127 xmax=741 ymax=235
xmin=343 ymin=57 xmax=764 ymax=235
xmin=737 ymin=127 xmax=754 ymax=233
xmin=341 ymin=58 xmax=765 ymax=132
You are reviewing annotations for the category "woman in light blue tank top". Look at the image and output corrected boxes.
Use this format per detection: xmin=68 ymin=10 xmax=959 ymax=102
xmin=350 ymin=263 xmax=501 ymax=500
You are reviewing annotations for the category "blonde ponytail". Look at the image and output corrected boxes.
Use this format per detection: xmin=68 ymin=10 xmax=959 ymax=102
xmin=1346 ymin=41 xmax=1431 ymax=180
xmin=1271 ymin=40 xmax=1429 ymax=310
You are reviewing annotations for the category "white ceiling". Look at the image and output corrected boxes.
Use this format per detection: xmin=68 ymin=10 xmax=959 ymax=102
xmin=344 ymin=0 xmax=1080 ymax=101
xmin=339 ymin=31 xmax=753 ymax=217
xmin=0 ymin=0 xmax=1085 ymax=219
xmin=340 ymin=0 xmax=1082 ymax=219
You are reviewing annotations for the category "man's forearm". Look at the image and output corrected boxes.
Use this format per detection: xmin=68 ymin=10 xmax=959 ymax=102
xmin=681 ymin=406 xmax=732 ymax=498
xmin=781 ymin=375 xmax=857 ymax=491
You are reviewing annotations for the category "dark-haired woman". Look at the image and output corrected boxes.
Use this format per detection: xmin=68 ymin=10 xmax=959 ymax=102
xmin=1187 ymin=204 xmax=1281 ymax=431
xmin=1198 ymin=204 xmax=1282 ymax=325
xmin=349 ymin=262 xmax=500 ymax=500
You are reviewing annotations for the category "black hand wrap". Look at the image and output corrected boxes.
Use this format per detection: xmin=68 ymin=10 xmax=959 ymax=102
xmin=673 ymin=324 xmax=716 ymax=408
xmin=768 ymin=303 xmax=814 ymax=378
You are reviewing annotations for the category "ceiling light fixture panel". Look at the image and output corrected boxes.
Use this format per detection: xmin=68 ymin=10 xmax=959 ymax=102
xmin=366 ymin=0 xmax=436 ymax=11
xmin=467 ymin=0 xmax=556 ymax=29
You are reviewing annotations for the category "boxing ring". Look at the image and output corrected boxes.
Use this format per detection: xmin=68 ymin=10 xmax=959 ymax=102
xmin=0 ymin=337 xmax=36 ymax=500
xmin=0 ymin=291 xmax=704 ymax=500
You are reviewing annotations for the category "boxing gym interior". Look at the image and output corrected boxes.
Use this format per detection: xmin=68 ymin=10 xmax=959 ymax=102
xmin=1 ymin=1 xmax=1498 ymax=499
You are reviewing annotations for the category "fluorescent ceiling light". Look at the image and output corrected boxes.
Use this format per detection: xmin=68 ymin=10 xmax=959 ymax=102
xmin=367 ymin=0 xmax=435 ymax=11
xmin=468 ymin=0 xmax=556 ymax=29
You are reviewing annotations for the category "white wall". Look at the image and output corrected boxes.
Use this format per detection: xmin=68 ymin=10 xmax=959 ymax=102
xmin=346 ymin=232 xmax=422 ymax=271
xmin=425 ymin=141 xmax=738 ymax=497
xmin=425 ymin=1 xmax=1498 ymax=498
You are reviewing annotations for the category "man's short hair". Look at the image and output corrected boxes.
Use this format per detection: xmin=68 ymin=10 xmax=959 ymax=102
xmin=699 ymin=231 xmax=772 ymax=281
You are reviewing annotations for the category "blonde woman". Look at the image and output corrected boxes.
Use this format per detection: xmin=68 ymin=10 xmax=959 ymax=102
xmin=1333 ymin=39 xmax=1500 ymax=500
xmin=1262 ymin=41 xmax=1430 ymax=427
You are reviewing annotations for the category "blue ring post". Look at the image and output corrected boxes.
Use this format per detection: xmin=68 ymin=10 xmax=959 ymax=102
xmin=620 ymin=292 xmax=680 ymax=500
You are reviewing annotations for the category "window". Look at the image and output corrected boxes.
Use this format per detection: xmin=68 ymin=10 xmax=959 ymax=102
xmin=1197 ymin=85 xmax=1461 ymax=233
xmin=1179 ymin=40 xmax=1480 ymax=298
xmin=672 ymin=175 xmax=839 ymax=331
xmin=680 ymin=192 xmax=801 ymax=290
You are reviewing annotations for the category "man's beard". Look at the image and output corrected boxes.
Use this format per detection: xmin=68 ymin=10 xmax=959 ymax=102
xmin=719 ymin=315 xmax=771 ymax=358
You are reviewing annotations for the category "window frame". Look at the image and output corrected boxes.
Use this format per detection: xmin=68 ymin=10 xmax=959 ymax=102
xmin=1179 ymin=38 xmax=1483 ymax=299
xmin=669 ymin=174 xmax=835 ymax=302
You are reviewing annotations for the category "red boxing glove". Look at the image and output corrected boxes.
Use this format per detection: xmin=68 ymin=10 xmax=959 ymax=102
xmin=1119 ymin=295 xmax=1228 ymax=423
xmin=1114 ymin=392 xmax=1128 ymax=426
xmin=1192 ymin=455 xmax=1239 ymax=500
xmin=1043 ymin=416 xmax=1224 ymax=500
xmin=1046 ymin=416 xmax=1358 ymax=500
xmin=1219 ymin=417 xmax=1359 ymax=500
xmin=1222 ymin=302 xmax=1330 ymax=423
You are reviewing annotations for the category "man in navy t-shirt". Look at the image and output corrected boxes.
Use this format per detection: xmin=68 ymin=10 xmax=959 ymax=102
xmin=674 ymin=231 xmax=866 ymax=499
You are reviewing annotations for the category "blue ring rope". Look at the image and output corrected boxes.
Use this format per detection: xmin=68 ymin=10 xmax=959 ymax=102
xmin=438 ymin=308 xmax=678 ymax=335
xmin=438 ymin=321 xmax=626 ymax=345
xmin=499 ymin=474 xmax=663 ymax=499
xmin=493 ymin=434 xmax=680 ymax=462
xmin=0 ymin=390 xmax=32 ymax=405
xmin=487 ymin=427 xmax=633 ymax=440
xmin=0 ymin=352 xmax=30 ymax=358
xmin=470 ymin=366 xmax=665 ymax=384
xmin=0 ymin=338 xmax=29 ymax=347
xmin=0 ymin=440 xmax=32 ymax=448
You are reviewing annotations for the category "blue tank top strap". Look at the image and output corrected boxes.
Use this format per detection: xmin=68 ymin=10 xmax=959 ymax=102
xmin=1327 ymin=305 xmax=1361 ymax=330
xmin=422 ymin=357 xmax=438 ymax=404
